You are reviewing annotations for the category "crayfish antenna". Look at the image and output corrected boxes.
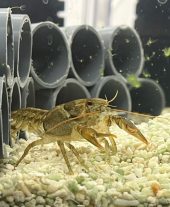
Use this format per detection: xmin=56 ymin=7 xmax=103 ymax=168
xmin=105 ymin=90 xmax=119 ymax=105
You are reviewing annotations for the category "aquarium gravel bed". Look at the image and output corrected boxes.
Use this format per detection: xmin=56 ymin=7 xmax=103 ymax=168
xmin=1 ymin=113 xmax=170 ymax=207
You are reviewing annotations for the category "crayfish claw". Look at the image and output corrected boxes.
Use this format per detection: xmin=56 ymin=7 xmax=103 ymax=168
xmin=111 ymin=115 xmax=149 ymax=145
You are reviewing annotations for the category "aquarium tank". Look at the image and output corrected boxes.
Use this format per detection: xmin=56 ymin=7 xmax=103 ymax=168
xmin=0 ymin=0 xmax=170 ymax=206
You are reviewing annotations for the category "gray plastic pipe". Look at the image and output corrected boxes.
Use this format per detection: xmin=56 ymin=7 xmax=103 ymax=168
xmin=64 ymin=25 xmax=104 ymax=86
xmin=21 ymin=77 xmax=35 ymax=108
xmin=31 ymin=21 xmax=70 ymax=89
xmin=9 ymin=78 xmax=21 ymax=112
xmin=0 ymin=76 xmax=10 ymax=158
xmin=99 ymin=26 xmax=144 ymax=79
xmin=90 ymin=75 xmax=132 ymax=111
xmin=0 ymin=8 xmax=14 ymax=87
xmin=35 ymin=78 xmax=91 ymax=109
xmin=129 ymin=78 xmax=165 ymax=115
xmin=11 ymin=14 xmax=32 ymax=88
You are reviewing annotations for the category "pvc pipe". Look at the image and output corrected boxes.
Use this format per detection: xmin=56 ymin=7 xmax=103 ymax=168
xmin=0 ymin=0 xmax=65 ymax=26
xmin=90 ymin=75 xmax=132 ymax=111
xmin=0 ymin=8 xmax=14 ymax=87
xmin=35 ymin=78 xmax=91 ymax=109
xmin=0 ymin=76 xmax=10 ymax=158
xmin=31 ymin=22 xmax=70 ymax=89
xmin=11 ymin=14 xmax=32 ymax=88
xmin=129 ymin=78 xmax=166 ymax=115
xmin=21 ymin=77 xmax=35 ymax=108
xmin=0 ymin=116 xmax=3 ymax=158
xmin=99 ymin=26 xmax=144 ymax=79
xmin=9 ymin=78 xmax=21 ymax=112
xmin=64 ymin=25 xmax=104 ymax=86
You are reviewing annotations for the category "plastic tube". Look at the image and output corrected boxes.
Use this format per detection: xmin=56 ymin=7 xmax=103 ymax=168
xmin=0 ymin=0 xmax=65 ymax=26
xmin=0 ymin=76 xmax=10 ymax=158
xmin=35 ymin=78 xmax=91 ymax=109
xmin=31 ymin=21 xmax=70 ymax=89
xmin=0 ymin=8 xmax=14 ymax=87
xmin=9 ymin=78 xmax=21 ymax=112
xmin=64 ymin=25 xmax=104 ymax=86
xmin=21 ymin=77 xmax=35 ymax=108
xmin=99 ymin=26 xmax=144 ymax=79
xmin=11 ymin=14 xmax=32 ymax=88
xmin=129 ymin=78 xmax=166 ymax=115
xmin=90 ymin=75 xmax=132 ymax=111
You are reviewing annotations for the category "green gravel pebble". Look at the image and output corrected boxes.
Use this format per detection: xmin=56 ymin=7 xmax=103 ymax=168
xmin=45 ymin=197 xmax=54 ymax=206
xmin=24 ymin=199 xmax=36 ymax=207
xmin=67 ymin=180 xmax=79 ymax=193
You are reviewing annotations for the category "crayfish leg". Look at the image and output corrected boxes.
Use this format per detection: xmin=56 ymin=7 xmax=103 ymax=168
xmin=15 ymin=138 xmax=44 ymax=168
xmin=66 ymin=143 xmax=89 ymax=171
xmin=57 ymin=141 xmax=74 ymax=175
xmin=97 ymin=133 xmax=117 ymax=154
xmin=111 ymin=115 xmax=149 ymax=145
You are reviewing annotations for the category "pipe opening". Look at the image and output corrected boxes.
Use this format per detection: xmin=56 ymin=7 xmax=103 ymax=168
xmin=11 ymin=81 xmax=21 ymax=111
xmin=130 ymin=79 xmax=165 ymax=115
xmin=55 ymin=79 xmax=90 ymax=105
xmin=111 ymin=27 xmax=142 ymax=77
xmin=0 ymin=116 xmax=3 ymax=158
xmin=7 ymin=15 xmax=13 ymax=73
xmin=96 ymin=78 xmax=131 ymax=111
xmin=18 ymin=19 xmax=32 ymax=85
xmin=2 ymin=81 xmax=9 ymax=145
xmin=26 ymin=79 xmax=35 ymax=107
xmin=32 ymin=23 xmax=69 ymax=85
xmin=71 ymin=27 xmax=103 ymax=83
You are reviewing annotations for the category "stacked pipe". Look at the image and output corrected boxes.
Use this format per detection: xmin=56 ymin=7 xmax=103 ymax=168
xmin=0 ymin=9 xmax=166 ymax=158
xmin=0 ymin=9 xmax=34 ymax=157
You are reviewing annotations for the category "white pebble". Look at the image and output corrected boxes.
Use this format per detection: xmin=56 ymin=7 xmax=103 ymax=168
xmin=148 ymin=156 xmax=159 ymax=168
xmin=13 ymin=190 xmax=25 ymax=203
xmin=161 ymin=155 xmax=169 ymax=163
xmin=75 ymin=192 xmax=86 ymax=203
xmin=18 ymin=182 xmax=32 ymax=197
xmin=147 ymin=196 xmax=157 ymax=204
xmin=107 ymin=188 xmax=122 ymax=197
xmin=48 ymin=189 xmax=67 ymax=198
xmin=122 ymin=192 xmax=134 ymax=200
xmin=114 ymin=199 xmax=139 ymax=206
xmin=25 ymin=199 xmax=36 ymax=207
xmin=36 ymin=196 xmax=45 ymax=204
xmin=0 ymin=201 xmax=9 ymax=207
xmin=6 ymin=196 xmax=14 ymax=203
xmin=125 ymin=173 xmax=137 ymax=181
xmin=5 ymin=164 xmax=14 ymax=170
xmin=83 ymin=199 xmax=90 ymax=206
xmin=134 ymin=168 xmax=143 ymax=178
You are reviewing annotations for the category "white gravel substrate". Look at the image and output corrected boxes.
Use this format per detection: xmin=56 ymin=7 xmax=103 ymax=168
xmin=1 ymin=113 xmax=170 ymax=207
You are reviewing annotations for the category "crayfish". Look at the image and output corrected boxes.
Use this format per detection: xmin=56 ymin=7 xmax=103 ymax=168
xmin=11 ymin=97 xmax=148 ymax=174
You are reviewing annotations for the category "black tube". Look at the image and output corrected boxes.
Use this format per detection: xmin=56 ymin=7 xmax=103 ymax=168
xmin=64 ymin=25 xmax=104 ymax=86
xmin=55 ymin=78 xmax=91 ymax=105
xmin=90 ymin=75 xmax=132 ymax=111
xmin=99 ymin=26 xmax=144 ymax=79
xmin=31 ymin=22 xmax=70 ymax=89
xmin=0 ymin=8 xmax=14 ymax=87
xmin=11 ymin=14 xmax=32 ymax=88
xmin=9 ymin=78 xmax=21 ymax=112
xmin=0 ymin=76 xmax=10 ymax=158
xmin=35 ymin=78 xmax=91 ymax=109
xmin=21 ymin=77 xmax=35 ymax=108
xmin=130 ymin=78 xmax=165 ymax=115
